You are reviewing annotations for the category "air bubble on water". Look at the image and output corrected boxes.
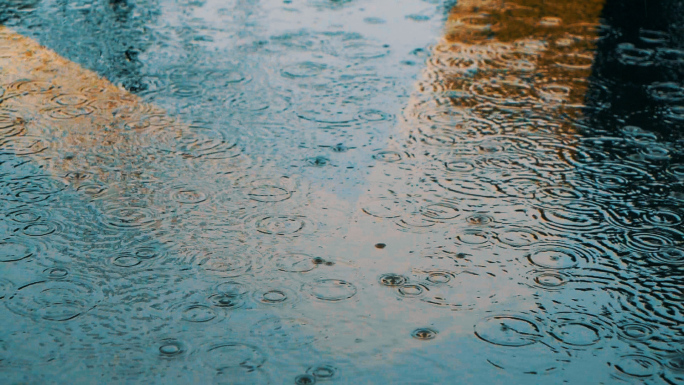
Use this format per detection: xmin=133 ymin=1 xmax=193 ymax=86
xmin=411 ymin=327 xmax=437 ymax=340
xmin=295 ymin=374 xmax=316 ymax=384
xmin=379 ymin=274 xmax=408 ymax=286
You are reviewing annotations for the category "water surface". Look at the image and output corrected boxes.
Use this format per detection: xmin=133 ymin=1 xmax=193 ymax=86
xmin=0 ymin=0 xmax=683 ymax=383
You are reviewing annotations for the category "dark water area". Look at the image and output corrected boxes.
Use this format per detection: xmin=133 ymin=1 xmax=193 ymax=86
xmin=0 ymin=0 xmax=683 ymax=383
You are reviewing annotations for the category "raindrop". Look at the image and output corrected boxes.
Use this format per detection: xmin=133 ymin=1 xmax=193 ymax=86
xmin=420 ymin=203 xmax=460 ymax=220
xmin=305 ymin=279 xmax=357 ymax=301
xmin=208 ymin=293 xmax=244 ymax=309
xmin=445 ymin=160 xmax=475 ymax=172
xmin=372 ymin=151 xmax=403 ymax=163
xmin=0 ymin=278 xmax=14 ymax=299
xmin=249 ymin=185 xmax=292 ymax=202
xmin=297 ymin=105 xmax=357 ymax=125
xmin=665 ymin=355 xmax=684 ymax=372
xmin=341 ymin=40 xmax=390 ymax=60
xmin=202 ymin=252 xmax=257 ymax=278
xmin=648 ymin=82 xmax=684 ymax=102
xmin=411 ymin=328 xmax=437 ymax=340
xmin=294 ymin=374 xmax=316 ymax=384
xmin=497 ymin=229 xmax=539 ymax=247
xmin=307 ymin=365 xmax=337 ymax=379
xmin=656 ymin=47 xmax=684 ymax=64
xmin=281 ymin=62 xmax=327 ymax=78
xmin=258 ymin=289 xmax=289 ymax=304
xmin=528 ymin=270 xmax=570 ymax=291
xmin=204 ymin=342 xmax=266 ymax=371
xmin=644 ymin=209 xmax=682 ymax=227
xmin=474 ymin=315 xmax=543 ymax=347
xmin=44 ymin=267 xmax=69 ymax=279
xmin=255 ymin=215 xmax=313 ymax=235
xmin=614 ymin=355 xmax=662 ymax=378
xmin=276 ymin=253 xmax=319 ymax=273
xmin=0 ymin=240 xmax=35 ymax=262
xmin=537 ymin=84 xmax=572 ymax=104
xmin=554 ymin=53 xmax=594 ymax=70
xmin=549 ymin=313 xmax=613 ymax=347
xmin=8 ymin=280 xmax=102 ymax=321
xmin=616 ymin=43 xmax=653 ymax=66
xmin=181 ymin=304 xmax=218 ymax=323
xmin=215 ymin=281 xmax=249 ymax=297
xmin=23 ymin=222 xmax=59 ymax=237
xmin=649 ymin=247 xmax=684 ymax=265
xmin=171 ymin=127 xmax=241 ymax=159
xmin=537 ymin=205 xmax=604 ymax=232
xmin=159 ymin=339 xmax=185 ymax=357
xmin=9 ymin=80 xmax=53 ymax=94
xmin=379 ymin=274 xmax=407 ymax=286
xmin=46 ymin=105 xmax=96 ymax=120
xmin=306 ymin=156 xmax=330 ymax=167
xmin=7 ymin=208 xmax=47 ymax=224
xmin=466 ymin=213 xmax=493 ymax=225
xmin=526 ymin=245 xmax=588 ymax=269
xmin=0 ymin=136 xmax=49 ymax=155
xmin=617 ymin=322 xmax=657 ymax=341
xmin=170 ymin=187 xmax=208 ymax=204
xmin=102 ymin=206 xmax=159 ymax=229
xmin=426 ymin=272 xmax=452 ymax=284
xmin=397 ymin=284 xmax=425 ymax=297
xmin=455 ymin=229 xmax=491 ymax=245
xmin=539 ymin=16 xmax=562 ymax=27
xmin=358 ymin=109 xmax=391 ymax=121
xmin=639 ymin=29 xmax=669 ymax=45
xmin=626 ymin=229 xmax=684 ymax=252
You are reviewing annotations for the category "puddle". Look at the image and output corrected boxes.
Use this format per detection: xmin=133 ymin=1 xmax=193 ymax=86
xmin=0 ymin=0 xmax=683 ymax=383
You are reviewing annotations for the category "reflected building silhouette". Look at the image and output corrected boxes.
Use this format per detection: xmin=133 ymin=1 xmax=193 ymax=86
xmin=364 ymin=0 xmax=683 ymax=380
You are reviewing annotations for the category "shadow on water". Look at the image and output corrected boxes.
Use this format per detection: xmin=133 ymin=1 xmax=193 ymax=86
xmin=1 ymin=0 xmax=684 ymax=384
xmin=2 ymin=0 xmax=157 ymax=93
xmin=587 ymin=0 xmax=684 ymax=140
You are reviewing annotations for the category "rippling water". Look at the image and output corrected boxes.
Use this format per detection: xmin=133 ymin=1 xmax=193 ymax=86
xmin=0 ymin=0 xmax=683 ymax=383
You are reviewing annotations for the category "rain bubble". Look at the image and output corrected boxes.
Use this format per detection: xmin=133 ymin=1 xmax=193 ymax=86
xmin=159 ymin=339 xmax=185 ymax=357
xmin=379 ymin=274 xmax=408 ymax=286
xmin=411 ymin=328 xmax=437 ymax=340
xmin=295 ymin=374 xmax=316 ymax=385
